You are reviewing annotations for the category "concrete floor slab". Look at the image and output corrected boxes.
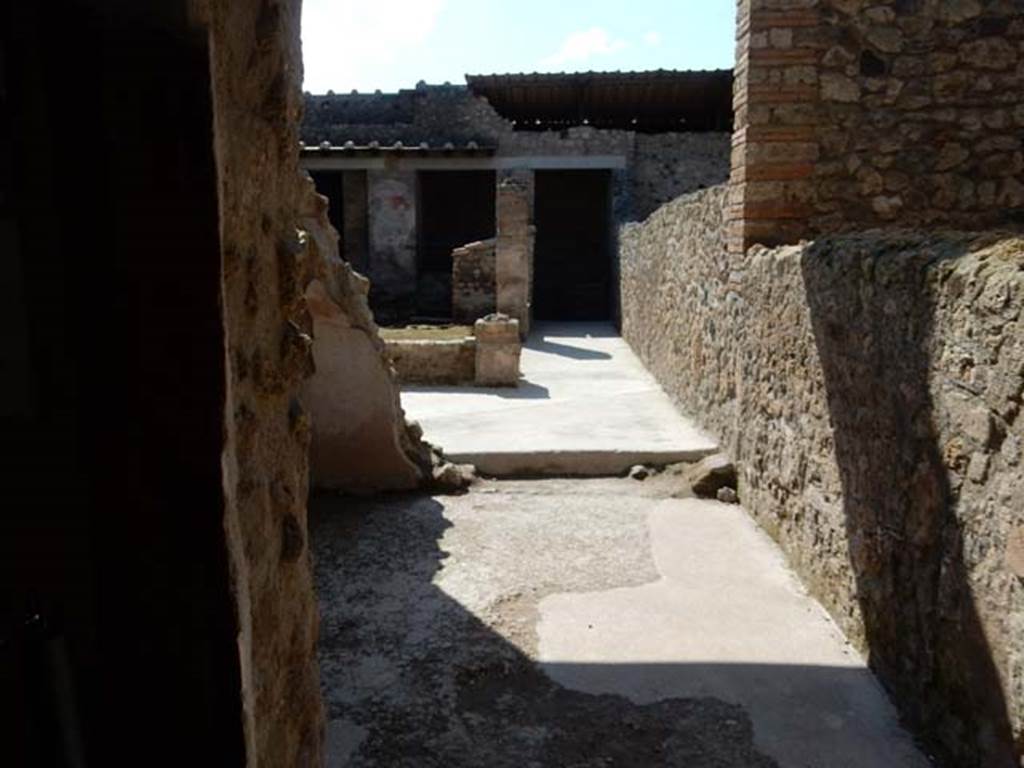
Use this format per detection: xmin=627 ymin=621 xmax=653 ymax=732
xmin=538 ymin=496 xmax=931 ymax=768
xmin=399 ymin=322 xmax=718 ymax=476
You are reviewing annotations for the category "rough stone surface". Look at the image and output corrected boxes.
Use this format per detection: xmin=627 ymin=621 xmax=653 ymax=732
xmin=451 ymin=238 xmax=496 ymax=323
xmin=189 ymin=0 xmax=323 ymax=763
xmin=621 ymin=190 xmax=1024 ymax=766
xmin=495 ymin=172 xmax=535 ymax=337
xmin=428 ymin=459 xmax=477 ymax=494
xmin=685 ymin=453 xmax=738 ymax=498
xmin=730 ymin=0 xmax=1024 ymax=252
xmin=716 ymin=487 xmax=739 ymax=505
xmin=812 ymin=0 xmax=1024 ymax=233
xmin=629 ymin=464 xmax=651 ymax=481
xmin=632 ymin=132 xmax=731 ymax=221
xmin=1007 ymin=526 xmax=1024 ymax=579
xmin=473 ymin=314 xmax=521 ymax=386
xmin=299 ymin=179 xmax=427 ymax=493
xmin=386 ymin=337 xmax=477 ymax=386
xmin=620 ymin=185 xmax=737 ymax=441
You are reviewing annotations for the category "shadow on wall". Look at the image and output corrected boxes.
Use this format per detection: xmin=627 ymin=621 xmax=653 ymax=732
xmin=801 ymin=236 xmax=1019 ymax=767
xmin=311 ymin=494 xmax=921 ymax=768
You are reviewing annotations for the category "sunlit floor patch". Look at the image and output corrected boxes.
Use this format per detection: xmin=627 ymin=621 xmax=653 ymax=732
xmin=538 ymin=498 xmax=930 ymax=767
xmin=312 ymin=479 xmax=929 ymax=767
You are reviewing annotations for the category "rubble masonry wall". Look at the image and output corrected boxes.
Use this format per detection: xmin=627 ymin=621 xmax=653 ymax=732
xmin=621 ymin=185 xmax=1024 ymax=766
xmin=730 ymin=0 xmax=1024 ymax=252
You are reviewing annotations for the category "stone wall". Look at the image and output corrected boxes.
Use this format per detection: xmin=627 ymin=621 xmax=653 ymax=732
xmin=632 ymin=133 xmax=731 ymax=221
xmin=621 ymin=186 xmax=1024 ymax=766
xmin=620 ymin=186 xmax=738 ymax=441
xmin=192 ymin=0 xmax=323 ymax=764
xmin=192 ymin=0 xmax=443 ymax=763
xmin=452 ymin=238 xmax=496 ymax=323
xmin=386 ymin=338 xmax=477 ymax=385
xmin=730 ymin=0 xmax=1024 ymax=253
xmin=299 ymin=179 xmax=427 ymax=493
xmin=814 ymin=0 xmax=1024 ymax=233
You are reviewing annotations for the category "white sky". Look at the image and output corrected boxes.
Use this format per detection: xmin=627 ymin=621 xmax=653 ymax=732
xmin=301 ymin=0 xmax=737 ymax=94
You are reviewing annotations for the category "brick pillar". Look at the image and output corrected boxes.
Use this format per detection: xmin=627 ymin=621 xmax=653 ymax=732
xmin=728 ymin=0 xmax=822 ymax=254
xmin=495 ymin=170 xmax=535 ymax=337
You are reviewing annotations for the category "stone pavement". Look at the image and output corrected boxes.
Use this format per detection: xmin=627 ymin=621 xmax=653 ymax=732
xmin=399 ymin=322 xmax=719 ymax=476
xmin=313 ymin=479 xmax=932 ymax=768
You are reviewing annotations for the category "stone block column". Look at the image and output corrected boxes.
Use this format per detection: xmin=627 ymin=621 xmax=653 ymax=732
xmin=474 ymin=315 xmax=521 ymax=386
xmin=495 ymin=170 xmax=535 ymax=338
xmin=728 ymin=0 xmax=823 ymax=254
xmin=367 ymin=168 xmax=418 ymax=319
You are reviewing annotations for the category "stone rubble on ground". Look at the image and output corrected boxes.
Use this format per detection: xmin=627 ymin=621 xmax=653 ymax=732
xmin=685 ymin=454 xmax=738 ymax=498
xmin=628 ymin=464 xmax=651 ymax=481
xmin=716 ymin=487 xmax=739 ymax=504
xmin=428 ymin=445 xmax=478 ymax=493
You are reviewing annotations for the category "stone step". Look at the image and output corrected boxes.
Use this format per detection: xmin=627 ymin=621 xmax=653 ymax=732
xmin=446 ymin=447 xmax=717 ymax=478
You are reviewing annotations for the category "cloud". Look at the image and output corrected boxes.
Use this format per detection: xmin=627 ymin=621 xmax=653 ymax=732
xmin=301 ymin=0 xmax=445 ymax=93
xmin=540 ymin=27 xmax=628 ymax=69
xmin=643 ymin=31 xmax=662 ymax=47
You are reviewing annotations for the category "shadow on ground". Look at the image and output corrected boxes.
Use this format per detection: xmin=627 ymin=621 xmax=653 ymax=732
xmin=526 ymin=337 xmax=613 ymax=361
xmin=310 ymin=492 xmax=923 ymax=767
xmin=402 ymin=379 xmax=551 ymax=400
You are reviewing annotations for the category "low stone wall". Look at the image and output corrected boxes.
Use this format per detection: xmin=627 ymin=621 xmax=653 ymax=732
xmin=452 ymin=238 xmax=496 ymax=323
xmin=621 ymin=186 xmax=1024 ymax=766
xmin=620 ymin=185 xmax=737 ymax=442
xmin=384 ymin=316 xmax=522 ymax=387
xmin=387 ymin=338 xmax=476 ymax=385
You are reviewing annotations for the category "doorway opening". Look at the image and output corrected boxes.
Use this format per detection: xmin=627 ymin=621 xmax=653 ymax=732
xmin=4 ymin=4 xmax=242 ymax=764
xmin=416 ymin=170 xmax=497 ymax=319
xmin=533 ymin=170 xmax=614 ymax=322
xmin=309 ymin=170 xmax=370 ymax=274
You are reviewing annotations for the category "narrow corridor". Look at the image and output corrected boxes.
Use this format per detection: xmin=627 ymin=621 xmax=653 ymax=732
xmin=313 ymin=478 xmax=931 ymax=767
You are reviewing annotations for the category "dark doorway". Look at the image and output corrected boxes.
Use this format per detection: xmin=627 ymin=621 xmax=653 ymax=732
xmin=310 ymin=170 xmax=345 ymax=236
xmin=417 ymin=171 xmax=496 ymax=318
xmin=533 ymin=170 xmax=613 ymax=321
xmin=3 ymin=3 xmax=244 ymax=766
xmin=309 ymin=170 xmax=370 ymax=274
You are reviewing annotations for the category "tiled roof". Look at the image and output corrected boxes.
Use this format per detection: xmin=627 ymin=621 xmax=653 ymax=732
xmin=465 ymin=69 xmax=733 ymax=132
